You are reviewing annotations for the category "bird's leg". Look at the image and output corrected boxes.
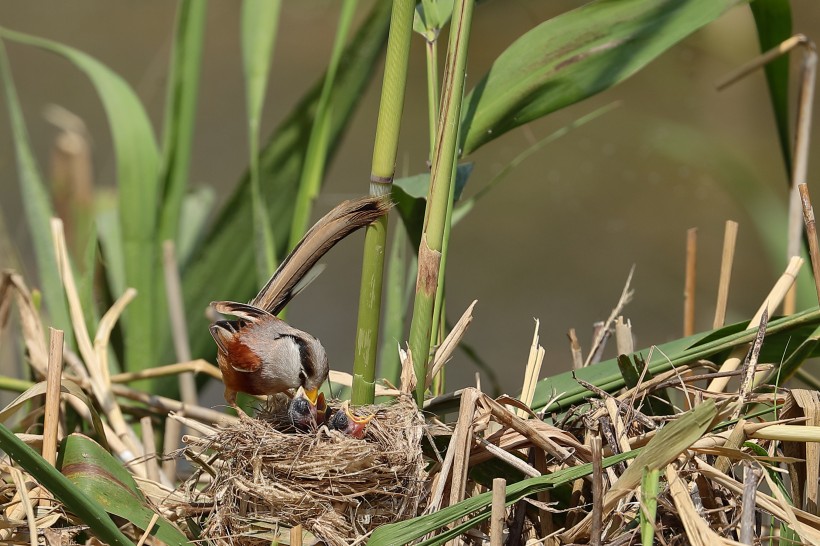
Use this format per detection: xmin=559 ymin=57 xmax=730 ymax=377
xmin=225 ymin=387 xmax=252 ymax=421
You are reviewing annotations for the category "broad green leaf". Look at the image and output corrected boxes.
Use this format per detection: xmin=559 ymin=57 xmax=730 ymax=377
xmin=763 ymin=324 xmax=820 ymax=385
xmin=242 ymin=0 xmax=281 ymax=283
xmin=0 ymin=28 xmax=162 ymax=375
xmin=59 ymin=434 xmax=189 ymax=546
xmin=612 ymin=401 xmax=715 ymax=497
xmin=378 ymin=226 xmax=410 ymax=385
xmin=157 ymin=0 xmax=207 ymax=245
xmin=176 ymin=186 xmax=216 ymax=267
xmin=290 ymin=0 xmax=358 ymax=249
xmin=749 ymin=0 xmax=792 ymax=175
xmin=369 ymin=450 xmax=636 ymax=545
xmin=459 ymin=0 xmax=742 ymax=155
xmin=0 ymin=37 xmax=74 ymax=348
xmin=532 ymin=309 xmax=820 ymax=414
xmin=182 ymin=0 xmax=392 ymax=361
xmin=425 ymin=307 xmax=820 ymax=416
xmin=0 ymin=426 xmax=134 ymax=546
xmin=392 ymin=163 xmax=473 ymax=249
xmin=0 ymin=380 xmax=107 ymax=449
xmin=95 ymin=202 xmax=126 ymax=301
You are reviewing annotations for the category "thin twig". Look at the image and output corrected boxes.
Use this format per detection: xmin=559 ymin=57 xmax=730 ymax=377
xmin=585 ymin=266 xmax=635 ymax=367
xmin=162 ymin=240 xmax=198 ymax=406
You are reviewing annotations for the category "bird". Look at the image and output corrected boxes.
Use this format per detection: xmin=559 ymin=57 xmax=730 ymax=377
xmin=288 ymin=387 xmax=328 ymax=430
xmin=209 ymin=195 xmax=392 ymax=417
xmin=327 ymin=401 xmax=373 ymax=439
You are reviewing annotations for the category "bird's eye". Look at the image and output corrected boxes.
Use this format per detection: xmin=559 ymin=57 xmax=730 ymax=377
xmin=298 ymin=370 xmax=307 ymax=382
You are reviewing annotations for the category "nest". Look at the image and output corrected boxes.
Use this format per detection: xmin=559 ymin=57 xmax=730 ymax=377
xmin=182 ymin=394 xmax=426 ymax=545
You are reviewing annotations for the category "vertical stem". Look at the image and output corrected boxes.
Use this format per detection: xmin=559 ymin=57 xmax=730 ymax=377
xmin=799 ymin=184 xmax=820 ymax=305
xmin=713 ymin=220 xmax=738 ymax=329
xmin=684 ymin=227 xmax=697 ymax=336
xmin=409 ymin=0 xmax=475 ymax=404
xmin=351 ymin=0 xmax=416 ymax=405
xmin=42 ymin=328 xmax=64 ymax=469
xmin=491 ymin=478 xmax=507 ymax=546
xmin=425 ymin=37 xmax=440 ymax=154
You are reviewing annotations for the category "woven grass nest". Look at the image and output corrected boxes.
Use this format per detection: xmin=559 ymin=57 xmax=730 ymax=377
xmin=182 ymin=394 xmax=426 ymax=545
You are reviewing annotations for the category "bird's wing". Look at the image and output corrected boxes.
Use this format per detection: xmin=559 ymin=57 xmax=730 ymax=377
xmin=211 ymin=301 xmax=271 ymax=322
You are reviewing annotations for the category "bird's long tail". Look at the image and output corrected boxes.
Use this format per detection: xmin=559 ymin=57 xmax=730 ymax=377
xmin=251 ymin=195 xmax=392 ymax=315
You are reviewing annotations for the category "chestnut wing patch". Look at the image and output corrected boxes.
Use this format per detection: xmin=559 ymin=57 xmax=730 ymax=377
xmin=209 ymin=321 xmax=263 ymax=373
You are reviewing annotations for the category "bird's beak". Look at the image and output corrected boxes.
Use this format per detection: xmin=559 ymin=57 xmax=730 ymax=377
xmin=303 ymin=387 xmax=320 ymax=405
xmin=339 ymin=401 xmax=373 ymax=439
xmin=315 ymin=392 xmax=328 ymax=425
xmin=289 ymin=386 xmax=318 ymax=430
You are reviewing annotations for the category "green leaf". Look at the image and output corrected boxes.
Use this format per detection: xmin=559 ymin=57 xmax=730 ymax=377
xmin=157 ymin=0 xmax=208 ymax=245
xmin=369 ymin=449 xmax=636 ymax=545
xmin=59 ymin=434 xmax=189 ymax=546
xmin=378 ymin=226 xmax=410 ymax=385
xmin=0 ymin=426 xmax=135 ymax=546
xmin=425 ymin=307 xmax=820 ymax=416
xmin=182 ymin=0 xmax=392 ymax=360
xmin=0 ymin=379 xmax=107 ymax=450
xmin=0 ymin=27 xmax=162 ymax=374
xmin=749 ymin=0 xmax=792 ymax=175
xmin=459 ymin=0 xmax=742 ymax=155
xmin=413 ymin=0 xmax=455 ymax=37
xmin=290 ymin=0 xmax=358 ymax=249
xmin=392 ymin=163 xmax=473 ymax=249
xmin=640 ymin=467 xmax=660 ymax=546
xmin=242 ymin=0 xmax=282 ymax=284
xmin=0 ymin=36 xmax=74 ymax=349
xmin=176 ymin=186 xmax=216 ymax=267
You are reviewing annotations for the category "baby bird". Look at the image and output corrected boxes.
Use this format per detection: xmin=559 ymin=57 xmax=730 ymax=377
xmin=209 ymin=195 xmax=392 ymax=416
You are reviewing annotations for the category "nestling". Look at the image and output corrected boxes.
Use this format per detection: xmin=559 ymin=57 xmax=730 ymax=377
xmin=209 ymin=195 xmax=392 ymax=417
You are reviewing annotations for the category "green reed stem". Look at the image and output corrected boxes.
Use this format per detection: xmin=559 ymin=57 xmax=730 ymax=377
xmin=351 ymin=0 xmax=416 ymax=405
xmin=409 ymin=0 xmax=474 ymax=404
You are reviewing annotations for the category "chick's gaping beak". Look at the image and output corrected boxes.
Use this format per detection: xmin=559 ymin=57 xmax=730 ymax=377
xmin=328 ymin=401 xmax=373 ymax=439
xmin=288 ymin=386 xmax=318 ymax=430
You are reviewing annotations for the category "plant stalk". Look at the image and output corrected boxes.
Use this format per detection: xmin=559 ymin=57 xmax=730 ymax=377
xmin=408 ymin=0 xmax=475 ymax=404
xmin=351 ymin=0 xmax=416 ymax=405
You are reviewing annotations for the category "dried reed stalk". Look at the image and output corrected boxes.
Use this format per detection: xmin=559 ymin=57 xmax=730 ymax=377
xmin=684 ymin=227 xmax=697 ymax=337
xmin=708 ymin=256 xmax=803 ymax=393
xmin=518 ymin=319 xmax=544 ymax=418
xmin=799 ymin=183 xmax=820 ymax=305
xmin=713 ymin=220 xmax=738 ymax=329
xmin=491 ymin=478 xmax=506 ymax=546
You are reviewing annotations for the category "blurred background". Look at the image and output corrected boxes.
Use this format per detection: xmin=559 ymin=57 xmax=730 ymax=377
xmin=1 ymin=1 xmax=819 ymax=400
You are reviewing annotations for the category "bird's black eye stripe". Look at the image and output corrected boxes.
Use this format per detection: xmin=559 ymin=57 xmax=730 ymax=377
xmin=287 ymin=335 xmax=315 ymax=382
